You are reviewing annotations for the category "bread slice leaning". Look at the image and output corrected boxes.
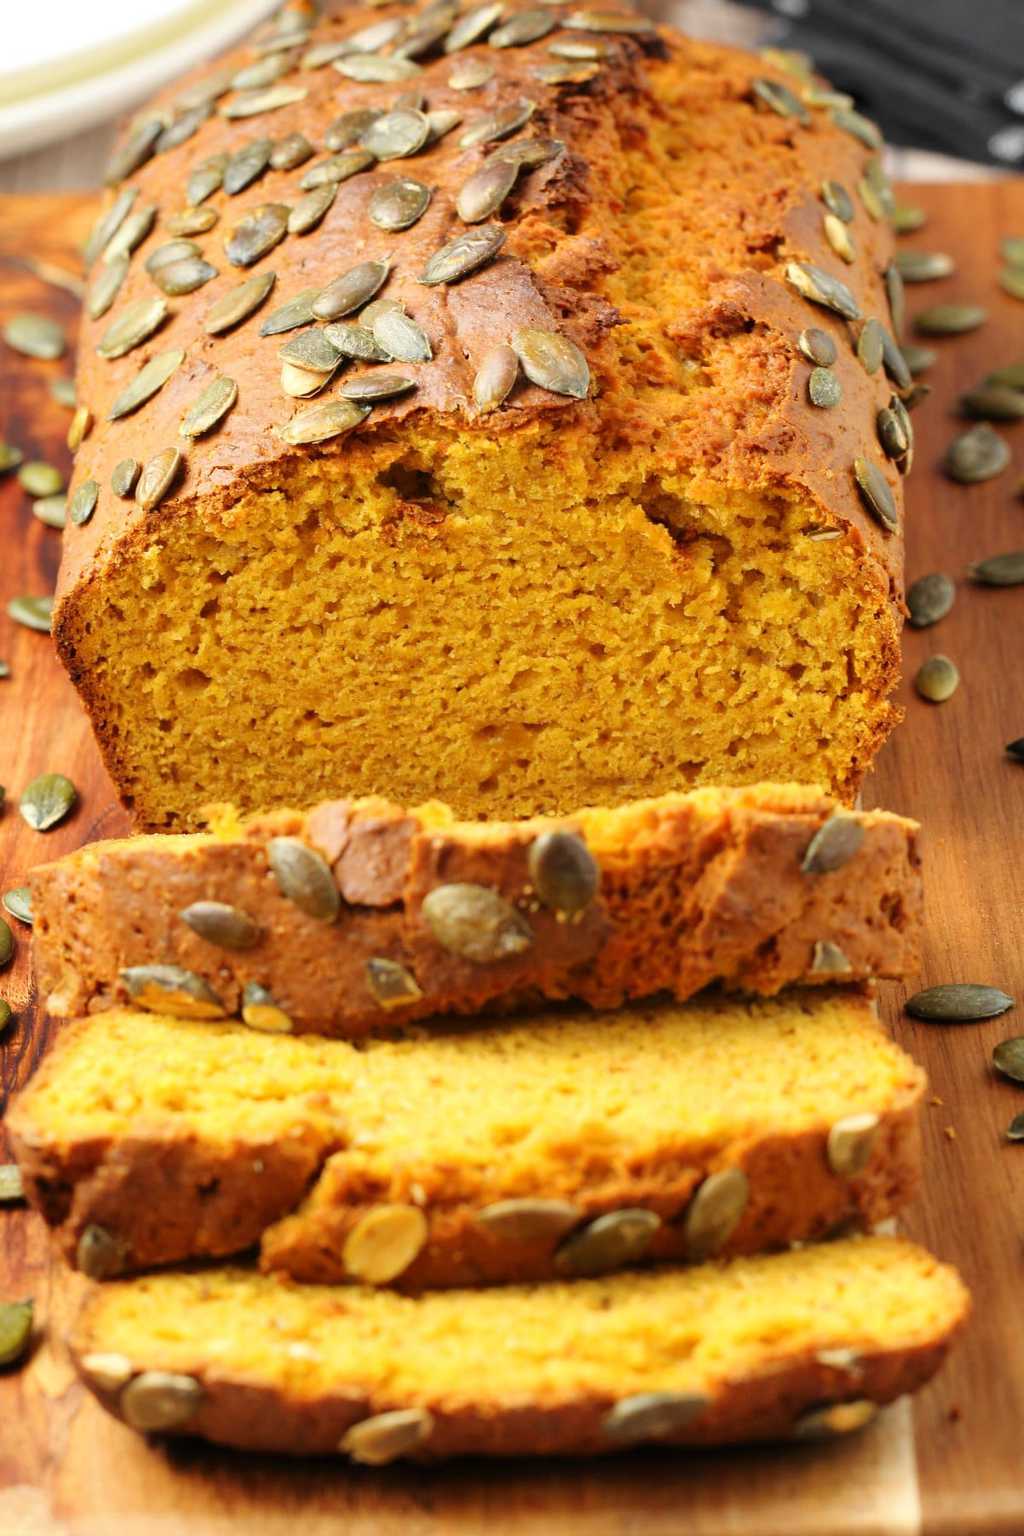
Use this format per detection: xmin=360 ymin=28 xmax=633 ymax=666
xmin=30 ymin=783 xmax=921 ymax=1037
xmin=11 ymin=989 xmax=923 ymax=1286
xmin=70 ymin=1236 xmax=967 ymax=1460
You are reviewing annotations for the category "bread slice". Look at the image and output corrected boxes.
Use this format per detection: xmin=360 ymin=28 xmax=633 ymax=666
xmin=70 ymin=1237 xmax=967 ymax=1459
xmin=31 ymin=784 xmax=921 ymax=1037
xmin=11 ymin=989 xmax=923 ymax=1286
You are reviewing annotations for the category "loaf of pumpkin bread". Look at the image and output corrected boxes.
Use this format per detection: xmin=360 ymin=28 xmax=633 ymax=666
xmin=11 ymin=989 xmax=923 ymax=1286
xmin=58 ymin=0 xmax=909 ymax=830
xmin=31 ymin=783 xmax=921 ymax=1035
xmin=70 ymin=1237 xmax=967 ymax=1458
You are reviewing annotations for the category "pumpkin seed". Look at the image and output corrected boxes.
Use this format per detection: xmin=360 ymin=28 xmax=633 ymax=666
xmin=223 ymin=137 xmax=273 ymax=195
xmin=0 ymin=919 xmax=11 ymax=969
xmin=427 ymin=112 xmax=464 ymax=147
xmin=970 ymin=550 xmax=1024 ymax=586
xmin=490 ymin=8 xmax=555 ymax=46
xmin=894 ymin=250 xmax=954 ymax=284
xmin=371 ymin=308 xmax=431 ymax=363
xmin=1000 ymin=269 xmax=1024 ymax=302
xmin=204 ymin=270 xmax=277 ymax=334
xmin=603 ymin=1392 xmax=708 ymax=1446
xmin=820 ymin=179 xmax=854 ymax=223
xmin=3 ymin=312 xmax=66 ymax=360
xmin=959 ymin=385 xmax=1024 ymax=422
xmin=446 ymin=2 xmax=504 ymax=51
xmin=798 ymin=327 xmax=837 ymax=367
xmin=548 ymin=37 xmax=612 ymax=58
xmin=18 ymin=461 xmax=63 ymax=497
xmin=67 ymin=405 xmax=93 ymax=453
xmin=892 ymin=204 xmax=926 ymax=234
xmin=565 ymin=8 xmax=654 ymax=31
xmin=313 ymin=259 xmax=391 ymax=320
xmin=69 ymin=480 xmax=99 ymax=527
xmin=325 ymin=108 xmax=381 ymax=152
xmin=111 ymin=459 xmax=140 ymax=497
xmin=915 ymin=654 xmax=959 ymax=703
xmin=180 ymin=900 xmax=262 ymax=950
xmin=489 ymin=136 xmax=565 ymax=170
xmin=985 ymin=361 xmax=1024 ymax=389
xmin=84 ymin=187 xmax=138 ymax=268
xmin=8 ymin=596 xmax=53 ymax=633
xmin=369 ymin=178 xmax=431 ymax=231
xmin=884 ymin=263 xmax=905 ymax=338
xmin=108 ymin=349 xmax=184 ymax=421
xmin=50 ymin=378 xmax=77 ymax=408
xmin=365 ymin=957 xmax=423 ymax=1009
xmin=945 ymin=423 xmax=1010 ymax=484
xmin=474 ymin=1197 xmax=581 ymax=1243
xmin=876 ymin=405 xmax=909 ymax=461
xmin=853 ymin=457 xmax=898 ymax=533
xmin=343 ymin=1204 xmax=428 ymax=1283
xmin=785 ymin=261 xmax=861 ymax=321
xmin=511 ymin=327 xmax=589 ymax=397
xmin=345 ymin=16 xmax=407 ymax=53
xmin=77 ymin=1223 xmax=127 ymax=1279
xmin=801 ymin=811 xmax=865 ymax=875
xmin=121 ymin=963 xmax=227 ymax=1019
xmin=19 ymin=772 xmax=77 ymax=830
xmin=2 ymin=888 xmax=31 ymax=926
xmin=151 ymin=256 xmax=218 ymax=296
xmin=301 ymin=150 xmax=376 ymax=191
xmin=1002 ymin=237 xmax=1024 ymax=268
xmin=456 ymin=158 xmax=519 ymax=225
xmin=341 ymin=1409 xmax=434 ymax=1466
xmin=808 ymin=367 xmax=841 ymax=408
xmin=902 ymin=343 xmax=935 ymax=376
xmin=1006 ymin=1113 xmax=1024 ymax=1142
xmin=449 ymin=57 xmax=496 ymax=88
xmin=994 ymin=1038 xmax=1024 ymax=1083
xmin=280 ymin=359 xmax=335 ymax=398
xmin=395 ymin=19 xmax=452 ymax=59
xmin=102 ymin=205 xmax=157 ymax=264
xmin=473 ymin=343 xmax=519 ymax=410
xmin=907 ymin=572 xmax=955 ymax=628
xmin=121 ymin=1372 xmax=203 ymax=1433
xmin=751 ymin=77 xmax=809 ymax=123
xmin=269 ymin=133 xmax=313 ymax=172
xmin=858 ymin=175 xmax=885 ymax=223
xmin=268 ymin=836 xmax=340 ymax=920
xmin=186 ymin=153 xmax=228 ymax=206
xmin=226 ymin=203 xmax=290 ymax=267
xmin=276 ymin=398 xmax=370 ymax=444
xmin=914 ymin=303 xmax=987 ymax=336
xmin=682 ymin=1168 xmax=748 ymax=1260
xmin=335 ymin=54 xmax=421 ymax=83
xmin=832 ymin=106 xmax=882 ymax=148
xmin=286 ymin=184 xmax=336 ymax=235
xmin=827 ymin=1113 xmax=879 ymax=1177
xmin=231 ymin=53 xmax=294 ymax=91
xmin=279 ymin=329 xmax=344 ymax=373
xmin=0 ymin=1302 xmax=33 ymax=1368
xmin=0 ymin=443 xmax=22 ymax=474
xmin=795 ymin=1401 xmax=877 ymax=1440
xmin=221 ymin=85 xmax=307 ymax=120
xmin=105 ymin=118 xmax=162 ymax=184
xmin=339 ymin=373 xmax=417 ymax=403
xmin=527 ymin=830 xmax=599 ymax=912
xmin=241 ymin=982 xmax=293 ymax=1033
xmin=824 ymin=213 xmax=855 ymax=263
xmin=179 ymin=375 xmax=238 ymax=438
xmin=880 ymin=328 xmax=912 ymax=390
xmin=852 ymin=318 xmax=884 ymax=377
xmin=361 ymin=109 xmax=431 ymax=160
xmin=422 ymin=883 xmax=533 ymax=962
xmin=810 ymin=939 xmax=852 ymax=975
xmin=176 ymin=68 xmax=233 ymax=113
xmin=136 ymin=447 xmax=183 ymax=510
xmin=554 ymin=1207 xmax=660 ymax=1277
xmin=87 ymin=255 xmax=129 ymax=320
xmin=0 ymin=1164 xmax=24 ymax=1201
xmin=97 ymin=296 xmax=168 ymax=359
xmin=156 ymin=106 xmax=210 ymax=154
xmin=459 ymin=98 xmax=535 ymax=148
xmin=323 ymin=321 xmax=391 ymax=362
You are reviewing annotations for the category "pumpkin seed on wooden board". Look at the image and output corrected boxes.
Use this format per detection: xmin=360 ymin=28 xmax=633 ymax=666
xmin=276 ymin=399 xmax=370 ymax=444
xmin=894 ymin=250 xmax=955 ymax=282
xmin=339 ymin=373 xmax=417 ymax=403
xmin=3 ymin=312 xmax=66 ymax=360
xmin=474 ymin=343 xmax=519 ymax=410
xmin=945 ymin=423 xmax=1010 ymax=484
xmin=51 ymin=378 xmax=77 ymax=408
xmin=554 ymin=1208 xmax=660 ymax=1277
xmin=907 ymin=572 xmax=955 ymax=628
xmin=18 ymin=461 xmax=63 ymax=497
xmin=108 ymin=350 xmax=184 ymax=422
xmin=0 ymin=1301 xmax=33 ymax=1368
xmin=1006 ymin=1113 xmax=1024 ymax=1142
xmin=97 ymin=296 xmax=168 ymax=360
xmin=341 ymin=1409 xmax=435 ymax=1466
xmin=2 ymin=888 xmax=32 ymax=926
xmin=603 ymin=1393 xmax=709 ymax=1446
xmin=0 ymin=1163 xmax=24 ymax=1200
xmin=808 ymin=367 xmax=841 ymax=408
xmin=528 ymin=830 xmax=599 ymax=912
xmin=985 ymin=361 xmax=1024 ymax=389
xmin=121 ymin=1372 xmax=203 ymax=1433
xmin=853 ymin=458 xmax=898 ymax=532
xmin=180 ymin=376 xmax=238 ymax=438
xmin=801 ymin=812 xmax=865 ymax=875
xmin=19 ymin=772 xmax=77 ymax=831
xmin=892 ymin=204 xmax=926 ymax=234
xmin=204 ymin=270 xmax=277 ymax=335
xmin=343 ymin=1204 xmax=428 ymax=1283
xmin=225 ymin=204 xmax=290 ymax=268
xmin=8 ymin=596 xmax=53 ymax=633
xmin=901 ymin=343 xmax=936 ymax=376
xmin=959 ymin=385 xmax=1024 ymax=422
xmin=474 ymin=1197 xmax=582 ymax=1243
xmin=136 ymin=447 xmax=183 ymax=510
xmin=914 ymin=655 xmax=959 ymax=703
xmin=681 ymin=1168 xmax=748 ymax=1260
xmin=111 ymin=459 xmax=141 ymax=497
xmin=180 ymin=900 xmax=263 ymax=950
xmin=0 ymin=918 xmax=12 ymax=969
xmin=69 ymin=480 xmax=99 ymax=527
xmin=422 ymin=882 xmax=532 ymax=962
xmin=993 ymin=1038 xmax=1024 ymax=1083
xmin=785 ymin=261 xmax=860 ymax=321
xmin=369 ymin=178 xmax=431 ymax=232
xmin=913 ymin=303 xmax=987 ymax=336
xmin=0 ymin=443 xmax=22 ymax=474
xmin=1002 ymin=237 xmax=1024 ymax=268
xmin=1000 ymin=269 xmax=1024 ymax=302
xmin=970 ymin=550 xmax=1024 ymax=587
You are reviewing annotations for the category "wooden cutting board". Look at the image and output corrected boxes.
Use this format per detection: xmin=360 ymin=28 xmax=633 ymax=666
xmin=2 ymin=180 xmax=1024 ymax=1536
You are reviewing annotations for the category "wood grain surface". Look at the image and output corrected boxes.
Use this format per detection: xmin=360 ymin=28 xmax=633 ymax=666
xmin=1 ymin=181 xmax=1023 ymax=1535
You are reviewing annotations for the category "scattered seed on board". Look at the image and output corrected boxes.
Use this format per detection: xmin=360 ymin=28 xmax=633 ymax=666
xmin=69 ymin=480 xmax=99 ymax=527
xmin=808 ymin=367 xmax=841 ymax=408
xmin=945 ymin=423 xmax=1010 ymax=484
xmin=204 ymin=270 xmax=277 ymax=335
xmin=180 ymin=376 xmax=238 ymax=438
xmin=0 ymin=1301 xmax=33 ymax=1369
xmin=969 ymin=550 xmax=1024 ymax=587
xmin=32 ymin=494 xmax=65 ymax=528
xmin=853 ymin=457 xmax=898 ymax=533
xmin=1007 ymin=1112 xmax=1024 ymax=1142
xmin=8 ymin=596 xmax=53 ymax=633
xmin=474 ymin=344 xmax=519 ymax=410
xmin=0 ymin=918 xmax=12 ymax=969
xmin=19 ymin=772 xmax=77 ymax=831
xmin=901 ymin=343 xmax=936 ymax=376
xmin=2 ymin=888 xmax=32 ymax=926
xmin=1007 ymin=738 xmax=1024 ymax=762
xmin=914 ymin=655 xmax=959 ymax=703
xmin=107 ymin=350 xmax=184 ymax=422
xmin=907 ymin=572 xmax=955 ymax=628
xmin=994 ymin=1039 xmax=1024 ymax=1084
xmin=18 ymin=462 xmax=63 ymax=498
xmin=135 ymin=448 xmax=183 ymax=510
xmin=1000 ymin=269 xmax=1024 ymax=302
xmin=894 ymin=251 xmax=955 ymax=283
xmin=801 ymin=812 xmax=865 ymax=875
xmin=892 ymin=204 xmax=926 ymax=234
xmin=958 ymin=386 xmax=1024 ymax=422
xmin=0 ymin=444 xmax=22 ymax=474
xmin=914 ymin=303 xmax=987 ymax=337
xmin=985 ymin=361 xmax=1024 ymax=389
xmin=3 ymin=313 xmax=66 ymax=360
xmin=111 ymin=459 xmax=140 ymax=497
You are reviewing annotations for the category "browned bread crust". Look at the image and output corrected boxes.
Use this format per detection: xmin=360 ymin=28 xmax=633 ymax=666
xmin=30 ymin=783 xmax=922 ymax=1036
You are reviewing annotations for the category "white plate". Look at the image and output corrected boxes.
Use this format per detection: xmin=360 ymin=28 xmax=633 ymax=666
xmin=0 ymin=0 xmax=280 ymax=161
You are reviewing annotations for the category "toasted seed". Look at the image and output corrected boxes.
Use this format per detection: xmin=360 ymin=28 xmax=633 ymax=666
xmin=121 ymin=1372 xmax=203 ymax=1433
xmin=361 ymin=109 xmax=431 ymax=161
xmin=1000 ymin=269 xmax=1024 ymax=302
xmin=111 ymin=458 xmax=141 ymax=497
xmin=79 ymin=1351 xmax=133 ymax=1394
xmin=855 ymin=318 xmax=885 ymax=375
xmin=120 ymin=964 xmax=226 ymax=1020
xmin=50 ymin=378 xmax=77 ymax=408
xmin=280 ymin=361 xmax=333 ymax=398
xmin=914 ymin=654 xmax=959 ymax=703
xmin=154 ymin=105 xmax=211 ymax=154
xmin=325 ymin=108 xmax=382 ymax=152
xmin=422 ymin=883 xmax=532 ymax=963
xmin=0 ymin=443 xmax=22 ymax=474
xmin=820 ymin=179 xmax=854 ymax=223
xmin=459 ymin=98 xmax=535 ymax=149
xmin=223 ymin=137 xmax=273 ymax=195
xmin=0 ymin=919 xmax=11 ymax=969
xmin=853 ymin=457 xmax=898 ymax=533
xmin=301 ymin=149 xmax=376 ymax=191
xmin=831 ymin=105 xmax=882 ymax=148
xmin=914 ymin=303 xmax=987 ymax=336
xmin=823 ymin=213 xmax=855 ymax=263
xmin=808 ymin=367 xmax=841 ymax=408
xmin=365 ymin=957 xmax=423 ymax=1009
xmin=1002 ymin=237 xmax=1024 ymax=268
xmin=456 ymin=158 xmax=519 ymax=225
xmin=751 ymin=77 xmax=809 ymax=123
xmin=970 ymin=550 xmax=1024 ymax=587
xmin=449 ymin=57 xmax=496 ymax=88
xmin=371 ymin=309 xmax=432 ymax=363
xmin=2 ymin=888 xmax=31 ymax=926
xmin=421 ymin=224 xmax=508 ymax=287
xmin=97 ymin=296 xmax=168 ymax=359
xmin=894 ymin=250 xmax=954 ymax=283
xmin=858 ymin=176 xmax=885 ymax=223
xmin=335 ymin=53 xmax=421 ymax=83
xmin=176 ymin=66 xmax=233 ymax=113
xmin=221 ymin=85 xmax=307 ymax=120
xmin=276 ymin=398 xmax=371 ymax=444
xmin=186 ymin=154 xmax=228 ymax=206
xmin=528 ymin=830 xmax=599 ymax=912
xmin=225 ymin=203 xmax=290 ymax=268
xmin=105 ymin=118 xmax=162 ymax=184
xmin=810 ymin=939 xmax=852 ymax=975
xmin=279 ymin=329 xmax=344 ymax=373
xmin=87 ymin=255 xmax=129 ymax=320
xmin=19 ymin=461 xmax=63 ymax=497
xmin=339 ymin=373 xmax=417 ymax=403
xmin=68 ymin=480 xmax=99 ymax=528
xmin=268 ymin=836 xmax=340 ymax=921
xmin=343 ymin=1204 xmax=428 ymax=1283
xmin=167 ymin=205 xmax=219 ymax=236
xmin=473 ymin=343 xmax=519 ymax=410
xmin=84 ymin=186 xmax=138 ymax=268
xmin=1006 ymin=1112 xmax=1024 ymax=1142
xmin=267 ymin=134 xmax=312 ymax=174
xmin=879 ymin=327 xmax=912 ymax=391
xmin=180 ymin=900 xmax=263 ymax=950
xmin=945 ymin=423 xmax=1010 ymax=484
xmin=240 ymin=981 xmax=294 ymax=1034
xmin=795 ymin=1401 xmax=878 ymax=1440
xmin=827 ymin=1113 xmax=879 ymax=1177
xmin=554 ymin=1207 xmax=660 ymax=1277
xmin=151 ymin=255 xmax=218 ymax=297
xmin=344 ymin=16 xmax=407 ymax=53
xmin=474 ymin=1198 xmax=582 ymax=1243
xmin=902 ymin=343 xmax=935 ymax=376
xmin=204 ymin=270 xmax=277 ymax=335
xmin=102 ymin=205 xmax=157 ymax=265
xmin=802 ymin=811 xmax=865 ymax=875
xmin=32 ymin=495 xmax=65 ymax=529
xmin=19 ymin=772 xmax=77 ymax=831
xmin=0 ymin=999 xmax=11 ymax=1029
xmin=341 ymin=1408 xmax=435 ymax=1466
xmin=3 ymin=312 xmax=65 ymax=360
xmin=395 ymin=19 xmax=452 ymax=60
xmin=995 ymin=1038 xmax=1024 ymax=1084
xmin=313 ymin=259 xmax=391 ymax=320
xmin=489 ymin=136 xmax=565 ymax=170
xmin=369 ymin=178 xmax=431 ymax=231
xmin=682 ymin=1168 xmax=748 ymax=1260
xmin=135 ymin=447 xmax=183 ymax=510
xmin=603 ymin=1392 xmax=708 ymax=1446
xmin=491 ymin=8 xmax=556 ymax=46
xmin=907 ymin=572 xmax=955 ymax=628
xmin=876 ymin=405 xmax=909 ymax=462
xmin=511 ymin=327 xmax=589 ymax=398
xmin=108 ymin=349 xmax=184 ymax=422
xmin=179 ymin=376 xmax=238 ymax=439
xmin=785 ymin=261 xmax=860 ymax=321
xmin=67 ymin=405 xmax=93 ymax=453
xmin=286 ymin=183 xmax=337 ymax=236
xmin=565 ymin=8 xmax=654 ymax=31
xmin=884 ymin=262 xmax=906 ymax=338
xmin=323 ymin=321 xmax=391 ymax=362
xmin=959 ymin=385 xmax=1024 ymax=422
xmin=892 ymin=203 xmax=926 ymax=234
xmin=0 ymin=1302 xmax=33 ymax=1368
xmin=8 ymin=596 xmax=53 ymax=633
xmin=0 ymin=1164 xmax=24 ymax=1201
xmin=77 ymin=1223 xmax=127 ymax=1279
xmin=797 ymin=327 xmax=837 ymax=367
xmin=446 ymin=2 xmax=504 ymax=52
